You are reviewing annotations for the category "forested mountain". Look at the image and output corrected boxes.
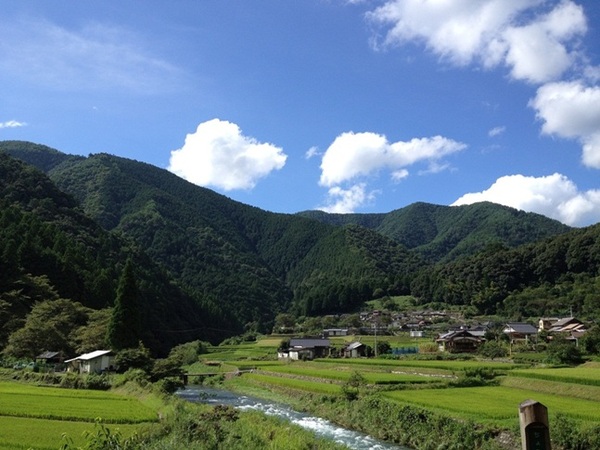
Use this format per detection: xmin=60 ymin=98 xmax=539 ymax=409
xmin=0 ymin=141 xmax=422 ymax=325
xmin=1 ymin=140 xmax=598 ymax=352
xmin=0 ymin=152 xmax=230 ymax=356
xmin=409 ymin=222 xmax=600 ymax=319
xmin=299 ymin=202 xmax=571 ymax=262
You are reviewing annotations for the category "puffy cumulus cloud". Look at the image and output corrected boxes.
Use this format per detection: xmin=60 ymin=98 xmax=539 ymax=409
xmin=502 ymin=1 xmax=587 ymax=83
xmin=168 ymin=119 xmax=287 ymax=191
xmin=319 ymin=183 xmax=378 ymax=214
xmin=368 ymin=0 xmax=587 ymax=83
xmin=0 ymin=18 xmax=182 ymax=93
xmin=0 ymin=120 xmax=26 ymax=129
xmin=319 ymin=131 xmax=465 ymax=187
xmin=530 ymin=80 xmax=600 ymax=168
xmin=452 ymin=173 xmax=600 ymax=226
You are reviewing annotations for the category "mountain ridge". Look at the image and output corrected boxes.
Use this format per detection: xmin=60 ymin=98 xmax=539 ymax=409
xmin=2 ymin=140 xmax=595 ymax=347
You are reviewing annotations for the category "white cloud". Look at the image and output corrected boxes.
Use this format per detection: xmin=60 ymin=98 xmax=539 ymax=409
xmin=452 ymin=173 xmax=600 ymax=226
xmin=168 ymin=119 xmax=287 ymax=191
xmin=0 ymin=120 xmax=26 ymax=129
xmin=319 ymin=183 xmax=378 ymax=213
xmin=0 ymin=18 xmax=182 ymax=93
xmin=368 ymin=0 xmax=587 ymax=83
xmin=319 ymin=131 xmax=465 ymax=187
xmin=488 ymin=126 xmax=506 ymax=137
xmin=502 ymin=1 xmax=587 ymax=83
xmin=529 ymin=80 xmax=600 ymax=168
xmin=305 ymin=146 xmax=320 ymax=159
xmin=391 ymin=168 xmax=409 ymax=182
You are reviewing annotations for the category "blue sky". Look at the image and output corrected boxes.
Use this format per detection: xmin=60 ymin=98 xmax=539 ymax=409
xmin=1 ymin=1 xmax=600 ymax=226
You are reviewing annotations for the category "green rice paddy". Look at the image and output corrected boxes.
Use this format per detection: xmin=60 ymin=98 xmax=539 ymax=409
xmin=0 ymin=382 xmax=158 ymax=449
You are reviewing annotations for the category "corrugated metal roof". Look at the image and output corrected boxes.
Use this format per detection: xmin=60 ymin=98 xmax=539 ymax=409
xmin=346 ymin=341 xmax=365 ymax=350
xmin=36 ymin=351 xmax=60 ymax=359
xmin=65 ymin=350 xmax=112 ymax=363
xmin=504 ymin=323 xmax=537 ymax=334
xmin=290 ymin=338 xmax=330 ymax=348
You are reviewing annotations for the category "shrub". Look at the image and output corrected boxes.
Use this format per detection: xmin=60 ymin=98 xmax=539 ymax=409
xmin=60 ymin=372 xmax=84 ymax=389
xmin=545 ymin=337 xmax=583 ymax=366
xmin=478 ymin=341 xmax=508 ymax=360
xmin=154 ymin=378 xmax=184 ymax=395
xmin=84 ymin=373 xmax=111 ymax=390
xmin=115 ymin=344 xmax=153 ymax=373
xmin=341 ymin=371 xmax=365 ymax=401
xmin=124 ymin=368 xmax=150 ymax=385
xmin=150 ymin=358 xmax=183 ymax=382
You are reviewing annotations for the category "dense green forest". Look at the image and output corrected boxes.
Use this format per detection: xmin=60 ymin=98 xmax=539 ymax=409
xmin=1 ymin=140 xmax=599 ymax=360
xmin=300 ymin=201 xmax=571 ymax=262
xmin=0 ymin=152 xmax=230 ymax=356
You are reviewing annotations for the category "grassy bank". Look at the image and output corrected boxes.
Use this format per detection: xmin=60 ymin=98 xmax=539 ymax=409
xmin=0 ymin=375 xmax=349 ymax=450
xmin=199 ymin=337 xmax=600 ymax=449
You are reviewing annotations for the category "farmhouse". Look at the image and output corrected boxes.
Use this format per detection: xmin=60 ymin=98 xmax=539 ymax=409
xmin=436 ymin=329 xmax=485 ymax=353
xmin=278 ymin=338 xmax=330 ymax=360
xmin=503 ymin=322 xmax=538 ymax=343
xmin=65 ymin=350 xmax=115 ymax=374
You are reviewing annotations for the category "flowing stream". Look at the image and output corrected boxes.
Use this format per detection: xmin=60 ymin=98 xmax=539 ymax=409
xmin=177 ymin=385 xmax=410 ymax=450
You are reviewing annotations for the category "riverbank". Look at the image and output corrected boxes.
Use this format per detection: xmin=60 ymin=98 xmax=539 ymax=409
xmin=179 ymin=385 xmax=406 ymax=449
xmin=219 ymin=374 xmax=512 ymax=450
xmin=0 ymin=372 xmax=352 ymax=449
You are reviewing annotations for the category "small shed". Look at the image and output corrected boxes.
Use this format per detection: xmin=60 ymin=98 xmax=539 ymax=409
xmin=65 ymin=350 xmax=115 ymax=374
xmin=344 ymin=341 xmax=367 ymax=358
xmin=35 ymin=351 xmax=65 ymax=366
xmin=323 ymin=328 xmax=349 ymax=337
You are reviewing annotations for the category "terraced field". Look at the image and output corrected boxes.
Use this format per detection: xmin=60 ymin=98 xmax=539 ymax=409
xmin=0 ymin=382 xmax=158 ymax=450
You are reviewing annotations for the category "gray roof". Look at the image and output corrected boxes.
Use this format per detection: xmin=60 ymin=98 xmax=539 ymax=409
xmin=504 ymin=323 xmax=538 ymax=334
xmin=290 ymin=338 xmax=330 ymax=348
xmin=552 ymin=317 xmax=580 ymax=327
xmin=36 ymin=351 xmax=60 ymax=359
xmin=346 ymin=341 xmax=365 ymax=351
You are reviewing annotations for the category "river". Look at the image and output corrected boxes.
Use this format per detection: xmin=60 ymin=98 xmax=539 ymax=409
xmin=177 ymin=385 xmax=410 ymax=450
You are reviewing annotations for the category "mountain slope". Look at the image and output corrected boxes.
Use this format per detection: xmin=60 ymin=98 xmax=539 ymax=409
xmin=0 ymin=151 xmax=229 ymax=355
xmin=2 ymin=141 xmax=421 ymax=326
xmin=299 ymin=201 xmax=571 ymax=262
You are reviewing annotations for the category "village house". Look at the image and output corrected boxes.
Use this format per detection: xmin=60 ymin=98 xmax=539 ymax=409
xmin=65 ymin=350 xmax=115 ymax=374
xmin=503 ymin=322 xmax=538 ymax=344
xmin=278 ymin=338 xmax=330 ymax=361
xmin=436 ymin=328 xmax=485 ymax=353
xmin=546 ymin=317 xmax=587 ymax=344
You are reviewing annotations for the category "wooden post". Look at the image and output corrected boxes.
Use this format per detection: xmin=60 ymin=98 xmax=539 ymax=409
xmin=519 ymin=400 xmax=551 ymax=450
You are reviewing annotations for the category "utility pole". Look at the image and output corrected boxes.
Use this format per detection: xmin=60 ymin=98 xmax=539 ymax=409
xmin=374 ymin=318 xmax=378 ymax=358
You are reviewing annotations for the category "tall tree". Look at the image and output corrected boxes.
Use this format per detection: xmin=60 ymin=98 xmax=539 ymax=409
xmin=107 ymin=259 xmax=141 ymax=350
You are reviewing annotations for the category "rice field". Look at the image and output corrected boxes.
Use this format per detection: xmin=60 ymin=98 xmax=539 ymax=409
xmin=244 ymin=372 xmax=342 ymax=394
xmin=0 ymin=382 xmax=158 ymax=450
xmin=382 ymin=385 xmax=600 ymax=426
xmin=509 ymin=363 xmax=600 ymax=386
xmin=259 ymin=363 xmax=436 ymax=385
xmin=314 ymin=357 xmax=522 ymax=373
